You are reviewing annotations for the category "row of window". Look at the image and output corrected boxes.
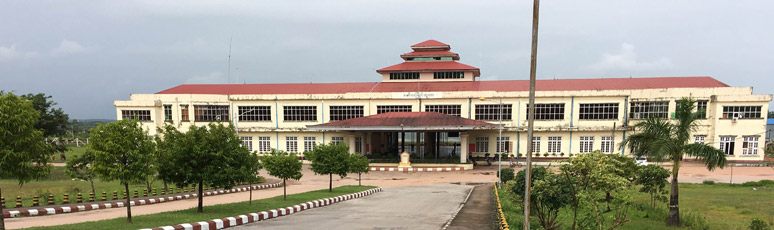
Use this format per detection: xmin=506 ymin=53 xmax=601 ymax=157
xmin=388 ymin=72 xmax=465 ymax=80
xmin=239 ymin=136 xmax=363 ymax=154
xmin=709 ymin=135 xmax=759 ymax=155
xmin=123 ymin=103 xmax=763 ymax=122
xmin=473 ymin=136 xmax=615 ymax=154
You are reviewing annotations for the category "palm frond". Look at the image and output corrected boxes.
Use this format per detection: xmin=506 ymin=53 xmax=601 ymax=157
xmin=684 ymin=143 xmax=727 ymax=171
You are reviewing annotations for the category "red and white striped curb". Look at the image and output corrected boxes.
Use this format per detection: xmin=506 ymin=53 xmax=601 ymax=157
xmin=2 ymin=182 xmax=283 ymax=218
xmin=140 ymin=187 xmax=383 ymax=230
xmin=369 ymin=167 xmax=468 ymax=172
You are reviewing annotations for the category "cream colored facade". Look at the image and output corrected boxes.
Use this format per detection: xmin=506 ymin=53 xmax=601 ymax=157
xmin=115 ymin=83 xmax=771 ymax=162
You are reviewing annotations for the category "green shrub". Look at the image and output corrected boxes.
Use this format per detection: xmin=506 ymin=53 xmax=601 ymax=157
xmin=702 ymin=180 xmax=715 ymax=185
xmin=749 ymin=218 xmax=771 ymax=230
xmin=512 ymin=167 xmax=548 ymax=198
xmin=682 ymin=211 xmax=710 ymax=230
xmin=498 ymin=168 xmax=515 ymax=183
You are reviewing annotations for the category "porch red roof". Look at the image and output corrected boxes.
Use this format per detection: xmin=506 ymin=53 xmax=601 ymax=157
xmin=400 ymin=50 xmax=460 ymax=60
xmin=411 ymin=40 xmax=450 ymax=49
xmin=306 ymin=112 xmax=497 ymax=131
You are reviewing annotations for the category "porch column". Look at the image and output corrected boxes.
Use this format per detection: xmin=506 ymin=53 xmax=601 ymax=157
xmin=460 ymin=133 xmax=469 ymax=163
xmin=348 ymin=134 xmax=356 ymax=154
xmin=365 ymin=132 xmax=371 ymax=154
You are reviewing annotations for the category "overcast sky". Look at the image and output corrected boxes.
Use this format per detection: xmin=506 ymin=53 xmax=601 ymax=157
xmin=1 ymin=0 xmax=772 ymax=119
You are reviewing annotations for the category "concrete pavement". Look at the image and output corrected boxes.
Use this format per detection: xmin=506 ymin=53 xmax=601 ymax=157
xmin=232 ymin=184 xmax=474 ymax=230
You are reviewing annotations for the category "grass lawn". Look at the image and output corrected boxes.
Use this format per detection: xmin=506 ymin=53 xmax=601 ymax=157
xmin=24 ymin=185 xmax=376 ymax=230
xmin=498 ymin=183 xmax=774 ymax=230
xmin=50 ymin=146 xmax=87 ymax=163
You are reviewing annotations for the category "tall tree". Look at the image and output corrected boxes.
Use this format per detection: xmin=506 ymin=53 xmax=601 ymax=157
xmin=305 ymin=143 xmax=350 ymax=192
xmin=348 ymin=154 xmax=370 ymax=186
xmin=262 ymin=149 xmax=303 ymax=200
xmin=622 ymin=98 xmax=727 ymax=227
xmin=156 ymin=124 xmax=261 ymax=213
xmin=65 ymin=150 xmax=97 ymax=195
xmin=21 ymin=93 xmax=69 ymax=137
xmin=90 ymin=119 xmax=155 ymax=224
xmin=0 ymin=93 xmax=51 ymax=230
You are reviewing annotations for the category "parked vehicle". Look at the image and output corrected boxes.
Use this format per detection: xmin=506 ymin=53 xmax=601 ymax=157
xmin=636 ymin=156 xmax=648 ymax=166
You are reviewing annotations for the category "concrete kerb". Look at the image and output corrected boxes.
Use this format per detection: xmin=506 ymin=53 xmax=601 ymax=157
xmin=2 ymin=182 xmax=283 ymax=219
xmin=369 ymin=167 xmax=469 ymax=172
xmin=140 ymin=187 xmax=383 ymax=230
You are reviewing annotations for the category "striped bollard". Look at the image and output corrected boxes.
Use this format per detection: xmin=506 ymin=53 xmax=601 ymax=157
xmin=122 ymin=192 xmax=127 ymax=199
xmin=133 ymin=190 xmax=138 ymax=198
xmin=89 ymin=192 xmax=95 ymax=202
xmin=177 ymin=188 xmax=181 ymax=193
xmin=48 ymin=194 xmax=54 ymax=205
xmin=113 ymin=191 xmax=118 ymax=200
xmin=184 ymin=187 xmax=188 ymax=193
xmin=161 ymin=188 xmax=166 ymax=195
xmin=143 ymin=189 xmax=147 ymax=197
xmin=76 ymin=193 xmax=83 ymax=203
xmin=15 ymin=196 xmax=22 ymax=208
xmin=62 ymin=194 xmax=70 ymax=204
xmin=1 ymin=197 xmax=5 ymax=208
xmin=32 ymin=195 xmax=39 ymax=206
xmin=152 ymin=188 xmax=157 ymax=196
xmin=102 ymin=192 xmax=107 ymax=201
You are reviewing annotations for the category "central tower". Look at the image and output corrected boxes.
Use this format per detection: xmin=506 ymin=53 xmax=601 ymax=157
xmin=377 ymin=40 xmax=480 ymax=82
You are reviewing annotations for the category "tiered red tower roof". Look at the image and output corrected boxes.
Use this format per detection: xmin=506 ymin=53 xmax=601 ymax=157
xmin=377 ymin=40 xmax=480 ymax=77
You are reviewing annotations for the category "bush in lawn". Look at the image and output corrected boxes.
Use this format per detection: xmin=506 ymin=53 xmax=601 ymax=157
xmin=305 ymin=143 xmax=350 ymax=192
xmin=90 ymin=119 xmax=154 ymax=223
xmin=348 ymin=154 xmax=370 ymax=186
xmin=512 ymin=166 xmax=548 ymax=200
xmin=635 ymin=164 xmax=670 ymax=208
xmin=702 ymin=180 xmax=716 ymax=185
xmin=262 ymin=149 xmax=303 ymax=200
xmin=749 ymin=218 xmax=771 ymax=230
xmin=531 ymin=173 xmax=573 ymax=230
xmin=0 ymin=92 xmax=52 ymax=230
xmin=498 ymin=168 xmax=515 ymax=183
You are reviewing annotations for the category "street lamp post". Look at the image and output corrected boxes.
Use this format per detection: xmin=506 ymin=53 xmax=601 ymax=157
xmin=233 ymin=108 xmax=258 ymax=204
xmin=480 ymin=98 xmax=504 ymax=189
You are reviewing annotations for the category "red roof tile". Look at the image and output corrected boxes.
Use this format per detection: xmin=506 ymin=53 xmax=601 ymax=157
xmin=155 ymin=76 xmax=730 ymax=95
xmin=411 ymin=40 xmax=449 ymax=48
xmin=376 ymin=61 xmax=480 ymax=76
xmin=307 ymin=112 xmax=497 ymax=131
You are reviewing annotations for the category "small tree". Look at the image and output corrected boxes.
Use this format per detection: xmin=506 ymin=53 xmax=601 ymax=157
xmin=635 ymin=164 xmax=670 ymax=208
xmin=263 ymin=149 xmax=303 ymax=200
xmin=90 ymin=119 xmax=155 ymax=224
xmin=305 ymin=143 xmax=350 ymax=192
xmin=0 ymin=93 xmax=51 ymax=230
xmin=65 ymin=150 xmax=96 ymax=195
xmin=348 ymin=154 xmax=370 ymax=186
xmin=156 ymin=124 xmax=261 ymax=213
xmin=532 ymin=174 xmax=573 ymax=230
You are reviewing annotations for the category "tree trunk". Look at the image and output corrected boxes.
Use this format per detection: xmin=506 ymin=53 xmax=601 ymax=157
xmin=358 ymin=172 xmax=362 ymax=186
xmin=666 ymin=160 xmax=681 ymax=226
xmin=283 ymin=179 xmax=287 ymax=200
xmin=124 ymin=182 xmax=132 ymax=223
xmin=329 ymin=173 xmax=333 ymax=192
xmin=197 ymin=181 xmax=203 ymax=213
xmin=249 ymin=181 xmax=253 ymax=205
xmin=89 ymin=176 xmax=96 ymax=196
xmin=1 ymin=185 xmax=6 ymax=230
xmin=163 ymin=181 xmax=168 ymax=191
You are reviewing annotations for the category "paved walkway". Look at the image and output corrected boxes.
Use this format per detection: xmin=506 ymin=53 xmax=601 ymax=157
xmin=232 ymin=184 xmax=474 ymax=230
xmin=446 ymin=184 xmax=495 ymax=230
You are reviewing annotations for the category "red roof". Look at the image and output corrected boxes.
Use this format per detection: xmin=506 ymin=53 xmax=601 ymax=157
xmin=400 ymin=50 xmax=460 ymax=60
xmin=411 ymin=40 xmax=449 ymax=48
xmin=307 ymin=112 xmax=497 ymax=131
xmin=156 ymin=76 xmax=730 ymax=95
xmin=376 ymin=61 xmax=480 ymax=76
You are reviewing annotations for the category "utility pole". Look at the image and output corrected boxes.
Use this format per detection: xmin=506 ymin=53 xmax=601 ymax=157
xmin=524 ymin=0 xmax=540 ymax=229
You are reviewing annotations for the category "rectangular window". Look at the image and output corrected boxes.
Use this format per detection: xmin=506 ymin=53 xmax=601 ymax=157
xmin=238 ymin=106 xmax=272 ymax=121
xmin=377 ymin=105 xmax=412 ymax=114
xmin=531 ymin=136 xmax=541 ymax=153
xmin=694 ymin=135 xmax=706 ymax=144
xmin=719 ymin=136 xmax=735 ymax=155
xmin=579 ymin=136 xmax=594 ymax=153
xmin=329 ymin=105 xmax=364 ymax=121
xmin=180 ymin=104 xmax=190 ymax=121
xmin=425 ymin=104 xmax=462 ymax=117
xmin=331 ymin=136 xmax=345 ymax=145
xmin=258 ymin=136 xmax=271 ymax=152
xmin=121 ymin=110 xmax=152 ymax=121
xmin=355 ymin=136 xmax=362 ymax=153
xmin=286 ymin=136 xmax=298 ymax=153
xmin=240 ymin=136 xmax=253 ymax=152
xmin=527 ymin=103 xmax=565 ymax=120
xmin=600 ymin=136 xmax=613 ymax=153
xmin=475 ymin=137 xmax=489 ymax=153
xmin=475 ymin=104 xmax=513 ymax=121
xmin=283 ymin=106 xmax=317 ymax=121
xmin=303 ymin=136 xmax=316 ymax=152
xmin=629 ymin=101 xmax=669 ymax=119
xmin=742 ymin=136 xmax=759 ymax=155
xmin=389 ymin=72 xmax=420 ymax=80
xmin=194 ymin=105 xmax=230 ymax=122
xmin=163 ymin=105 xmax=172 ymax=122
xmin=722 ymin=106 xmax=762 ymax=119
xmin=547 ymin=136 xmax=562 ymax=153
xmin=433 ymin=72 xmax=464 ymax=79
xmin=696 ymin=100 xmax=708 ymax=119
xmin=579 ymin=103 xmax=618 ymax=120
xmin=497 ymin=136 xmax=510 ymax=153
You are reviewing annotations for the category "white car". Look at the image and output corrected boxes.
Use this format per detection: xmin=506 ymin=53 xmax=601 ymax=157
xmin=635 ymin=156 xmax=648 ymax=166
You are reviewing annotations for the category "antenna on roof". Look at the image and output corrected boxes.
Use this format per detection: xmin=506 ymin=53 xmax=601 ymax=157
xmin=235 ymin=66 xmax=239 ymax=84
xmin=228 ymin=36 xmax=232 ymax=84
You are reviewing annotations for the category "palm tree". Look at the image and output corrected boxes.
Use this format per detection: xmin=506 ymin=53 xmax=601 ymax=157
xmin=622 ymin=98 xmax=726 ymax=227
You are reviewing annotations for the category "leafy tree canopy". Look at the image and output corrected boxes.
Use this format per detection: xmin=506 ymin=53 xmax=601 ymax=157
xmin=90 ymin=119 xmax=155 ymax=184
xmin=21 ymin=93 xmax=69 ymax=137
xmin=306 ymin=143 xmax=350 ymax=178
xmin=0 ymin=92 xmax=51 ymax=184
